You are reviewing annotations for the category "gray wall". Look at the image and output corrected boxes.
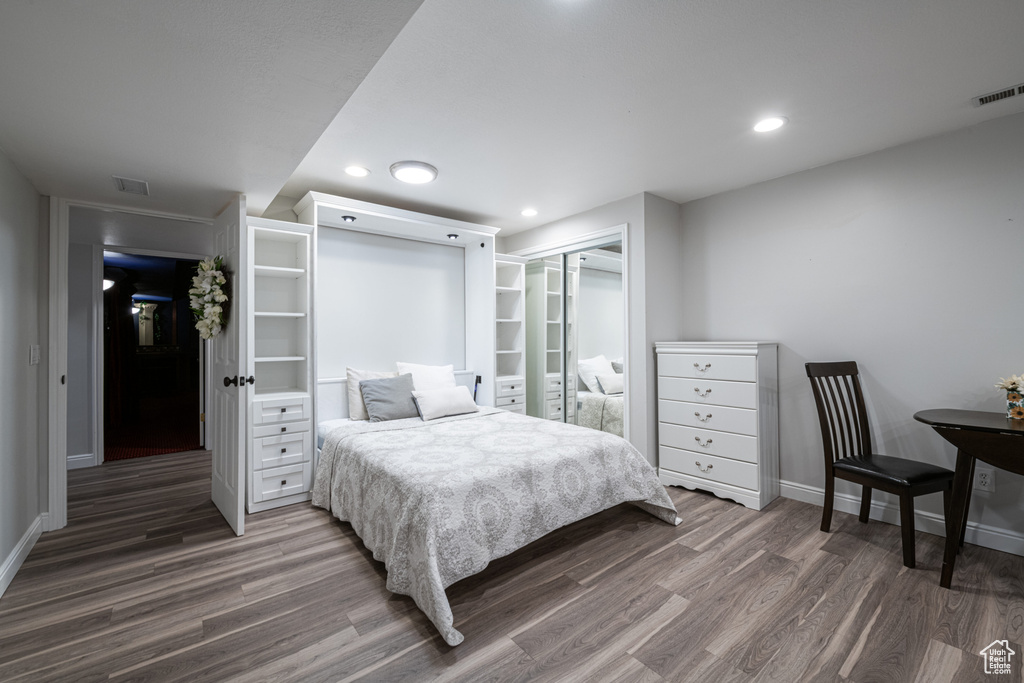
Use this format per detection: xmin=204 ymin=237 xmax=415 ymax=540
xmin=677 ymin=112 xmax=1024 ymax=548
xmin=0 ymin=147 xmax=43 ymax=581
xmin=503 ymin=191 xmax=685 ymax=462
xmin=577 ymin=266 xmax=624 ymax=362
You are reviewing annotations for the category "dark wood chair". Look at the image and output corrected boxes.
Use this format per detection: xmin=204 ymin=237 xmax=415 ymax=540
xmin=805 ymin=361 xmax=955 ymax=568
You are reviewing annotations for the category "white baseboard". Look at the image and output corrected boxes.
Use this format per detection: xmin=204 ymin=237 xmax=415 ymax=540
xmin=780 ymin=480 xmax=1024 ymax=557
xmin=1 ymin=514 xmax=44 ymax=597
xmin=67 ymin=452 xmax=96 ymax=469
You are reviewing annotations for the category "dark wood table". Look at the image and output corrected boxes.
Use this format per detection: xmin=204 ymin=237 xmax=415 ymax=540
xmin=914 ymin=409 xmax=1024 ymax=588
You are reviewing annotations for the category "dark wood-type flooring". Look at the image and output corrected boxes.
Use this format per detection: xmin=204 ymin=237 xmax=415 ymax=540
xmin=1 ymin=450 xmax=1022 ymax=682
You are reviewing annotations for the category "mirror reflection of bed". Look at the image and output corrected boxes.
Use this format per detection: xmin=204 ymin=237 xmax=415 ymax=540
xmin=525 ymin=242 xmax=624 ymax=437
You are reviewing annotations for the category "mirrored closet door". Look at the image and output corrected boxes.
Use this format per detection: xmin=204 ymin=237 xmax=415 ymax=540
xmin=524 ymin=240 xmax=625 ymax=437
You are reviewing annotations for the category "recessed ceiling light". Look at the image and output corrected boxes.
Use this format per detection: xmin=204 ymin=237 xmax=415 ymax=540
xmin=341 ymin=215 xmax=357 ymax=223
xmin=754 ymin=116 xmax=788 ymax=133
xmin=390 ymin=161 xmax=438 ymax=184
xmin=344 ymin=166 xmax=370 ymax=177
xmin=521 ymin=208 xmax=538 ymax=217
xmin=447 ymin=233 xmax=459 ymax=240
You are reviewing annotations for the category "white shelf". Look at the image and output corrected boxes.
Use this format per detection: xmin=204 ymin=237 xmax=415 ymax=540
xmin=496 ymin=286 xmax=520 ymax=294
xmin=254 ymin=265 xmax=306 ymax=279
xmin=255 ymin=311 xmax=306 ymax=318
xmin=496 ymin=318 xmax=521 ymax=324
xmin=496 ymin=349 xmax=522 ymax=355
xmin=255 ymin=356 xmax=306 ymax=363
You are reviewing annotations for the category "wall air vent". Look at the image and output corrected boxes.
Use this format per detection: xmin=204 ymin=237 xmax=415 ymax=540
xmin=973 ymin=83 xmax=1024 ymax=107
xmin=113 ymin=176 xmax=150 ymax=196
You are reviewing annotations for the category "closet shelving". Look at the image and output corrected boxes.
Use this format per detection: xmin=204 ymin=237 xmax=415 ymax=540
xmin=527 ymin=258 xmax=564 ymax=420
xmin=494 ymin=254 xmax=527 ymax=413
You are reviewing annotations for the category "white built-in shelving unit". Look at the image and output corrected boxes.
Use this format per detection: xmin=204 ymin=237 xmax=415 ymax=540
xmin=494 ymin=254 xmax=527 ymax=413
xmin=526 ymin=258 xmax=564 ymax=420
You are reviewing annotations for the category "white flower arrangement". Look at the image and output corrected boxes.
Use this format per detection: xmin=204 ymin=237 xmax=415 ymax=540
xmin=995 ymin=374 xmax=1024 ymax=392
xmin=189 ymin=256 xmax=229 ymax=340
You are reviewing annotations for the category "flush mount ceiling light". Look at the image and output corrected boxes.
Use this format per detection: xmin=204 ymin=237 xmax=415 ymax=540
xmin=447 ymin=233 xmax=459 ymax=240
xmin=390 ymin=160 xmax=438 ymax=184
xmin=341 ymin=215 xmax=357 ymax=223
xmin=102 ymin=279 xmax=114 ymax=291
xmin=753 ymin=116 xmax=788 ymax=133
xmin=521 ymin=208 xmax=538 ymax=217
xmin=344 ymin=166 xmax=370 ymax=177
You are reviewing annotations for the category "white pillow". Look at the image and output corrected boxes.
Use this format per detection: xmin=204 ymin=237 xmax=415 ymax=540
xmin=346 ymin=367 xmax=397 ymax=420
xmin=395 ymin=362 xmax=457 ymax=391
xmin=597 ymin=373 xmax=624 ymax=395
xmin=578 ymin=354 xmax=615 ymax=393
xmin=412 ymin=386 xmax=479 ymax=421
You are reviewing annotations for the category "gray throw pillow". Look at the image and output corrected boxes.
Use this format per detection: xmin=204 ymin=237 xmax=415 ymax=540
xmin=611 ymin=360 xmax=624 ymax=373
xmin=360 ymin=374 xmax=419 ymax=422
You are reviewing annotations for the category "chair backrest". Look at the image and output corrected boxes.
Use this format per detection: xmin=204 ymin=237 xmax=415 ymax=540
xmin=805 ymin=361 xmax=873 ymax=466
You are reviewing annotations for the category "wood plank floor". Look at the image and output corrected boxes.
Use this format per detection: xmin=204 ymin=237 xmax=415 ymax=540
xmin=1 ymin=450 xmax=1022 ymax=682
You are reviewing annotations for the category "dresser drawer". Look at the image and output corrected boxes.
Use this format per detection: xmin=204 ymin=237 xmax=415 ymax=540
xmin=658 ymin=354 xmax=757 ymax=382
xmin=657 ymin=377 xmax=757 ymax=409
xmin=496 ymin=395 xmax=525 ymax=408
xmin=660 ymin=445 xmax=758 ymax=491
xmin=660 ymin=423 xmax=758 ymax=464
xmin=253 ymin=431 xmax=310 ymax=471
xmin=252 ymin=462 xmax=311 ymax=502
xmin=545 ymin=375 xmax=563 ymax=393
xmin=253 ymin=419 xmax=311 ymax=439
xmin=501 ymin=403 xmax=526 ymax=415
xmin=545 ymin=399 xmax=562 ymax=420
xmin=497 ymin=377 xmax=525 ymax=398
xmin=658 ymin=400 xmax=757 ymax=436
xmin=545 ymin=390 xmax=563 ymax=402
xmin=254 ymin=396 xmax=311 ymax=424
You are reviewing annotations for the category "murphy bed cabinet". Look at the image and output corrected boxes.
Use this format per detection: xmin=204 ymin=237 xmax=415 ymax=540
xmin=246 ymin=217 xmax=316 ymax=513
xmin=655 ymin=342 xmax=779 ymax=510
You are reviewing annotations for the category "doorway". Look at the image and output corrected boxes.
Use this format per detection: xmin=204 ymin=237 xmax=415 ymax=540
xmin=102 ymin=252 xmax=203 ymax=460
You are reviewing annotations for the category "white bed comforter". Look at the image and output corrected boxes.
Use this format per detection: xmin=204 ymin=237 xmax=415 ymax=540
xmin=312 ymin=407 xmax=678 ymax=646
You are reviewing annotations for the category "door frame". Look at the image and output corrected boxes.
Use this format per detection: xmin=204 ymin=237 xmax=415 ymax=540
xmin=47 ymin=197 xmax=211 ymax=531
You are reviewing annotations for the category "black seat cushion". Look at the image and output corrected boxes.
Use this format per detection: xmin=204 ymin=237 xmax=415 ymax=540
xmin=833 ymin=454 xmax=954 ymax=487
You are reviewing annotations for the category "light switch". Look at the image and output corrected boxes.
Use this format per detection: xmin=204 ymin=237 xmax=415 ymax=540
xmin=29 ymin=344 xmax=40 ymax=366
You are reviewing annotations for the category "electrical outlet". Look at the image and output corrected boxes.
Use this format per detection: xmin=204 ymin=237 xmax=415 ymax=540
xmin=975 ymin=466 xmax=995 ymax=493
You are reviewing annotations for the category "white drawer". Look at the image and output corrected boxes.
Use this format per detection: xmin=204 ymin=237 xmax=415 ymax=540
xmin=253 ymin=431 xmax=310 ymax=471
xmin=660 ymin=445 xmax=758 ymax=491
xmin=496 ymin=395 xmax=525 ymax=408
xmin=497 ymin=377 xmax=525 ymax=398
xmin=566 ymin=376 xmax=576 ymax=390
xmin=658 ymin=400 xmax=757 ymax=437
xmin=254 ymin=395 xmax=311 ymax=424
xmin=501 ymin=404 xmax=526 ymax=415
xmin=253 ymin=419 xmax=311 ymax=439
xmin=545 ymin=375 xmax=562 ymax=393
xmin=658 ymin=354 xmax=757 ymax=382
xmin=657 ymin=377 xmax=756 ymax=410
xmin=545 ymin=390 xmax=563 ymax=402
xmin=659 ymin=423 xmax=758 ymax=464
xmin=252 ymin=462 xmax=311 ymax=502
xmin=545 ymin=400 xmax=562 ymax=420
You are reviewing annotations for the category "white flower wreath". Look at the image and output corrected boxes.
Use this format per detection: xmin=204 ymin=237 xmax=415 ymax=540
xmin=189 ymin=256 xmax=229 ymax=340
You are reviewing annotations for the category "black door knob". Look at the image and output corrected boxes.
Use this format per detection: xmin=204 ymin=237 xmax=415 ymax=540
xmin=223 ymin=376 xmax=238 ymax=387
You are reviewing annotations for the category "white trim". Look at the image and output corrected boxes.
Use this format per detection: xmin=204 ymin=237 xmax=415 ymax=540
xmin=56 ymin=197 xmax=211 ymax=225
xmin=508 ymin=224 xmax=627 ymax=260
xmin=67 ymin=452 xmax=97 ymax=469
xmin=0 ymin=515 xmax=44 ymax=597
xmin=780 ymin=479 xmax=1024 ymax=557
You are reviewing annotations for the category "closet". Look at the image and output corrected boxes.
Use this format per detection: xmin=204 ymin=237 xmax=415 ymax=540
xmin=494 ymin=254 xmax=527 ymax=413
xmin=525 ymin=258 xmax=564 ymax=420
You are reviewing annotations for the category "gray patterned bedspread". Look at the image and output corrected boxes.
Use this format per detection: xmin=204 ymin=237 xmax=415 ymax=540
xmin=312 ymin=407 xmax=679 ymax=646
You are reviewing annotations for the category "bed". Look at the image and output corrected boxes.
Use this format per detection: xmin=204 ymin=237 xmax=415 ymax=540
xmin=576 ymin=389 xmax=625 ymax=436
xmin=312 ymin=406 xmax=679 ymax=646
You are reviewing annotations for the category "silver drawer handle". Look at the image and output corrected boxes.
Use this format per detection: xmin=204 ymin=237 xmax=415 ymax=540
xmin=694 ymin=437 xmax=713 ymax=448
xmin=694 ymin=387 xmax=712 ymax=397
xmin=696 ymin=461 xmax=713 ymax=473
xmin=695 ymin=412 xmax=712 ymax=422
xmin=693 ymin=362 xmax=711 ymax=372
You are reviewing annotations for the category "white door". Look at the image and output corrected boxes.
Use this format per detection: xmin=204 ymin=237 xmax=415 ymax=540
xmin=210 ymin=195 xmax=247 ymax=535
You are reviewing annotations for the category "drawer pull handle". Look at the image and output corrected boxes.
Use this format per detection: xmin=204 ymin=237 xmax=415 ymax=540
xmin=695 ymin=412 xmax=712 ymax=422
xmin=693 ymin=362 xmax=712 ymax=372
xmin=280 ymin=427 xmax=286 ymax=433
xmin=280 ymin=408 xmax=287 ymax=413
xmin=510 ymin=398 xmax=516 ymax=403
xmin=281 ymin=480 xmax=287 ymax=486
xmin=694 ymin=387 xmax=712 ymax=397
xmin=281 ymin=448 xmax=287 ymax=453
xmin=696 ymin=461 xmax=713 ymax=473
xmin=694 ymin=437 xmax=713 ymax=448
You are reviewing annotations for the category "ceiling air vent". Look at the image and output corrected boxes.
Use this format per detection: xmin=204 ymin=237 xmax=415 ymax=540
xmin=973 ymin=83 xmax=1024 ymax=107
xmin=113 ymin=176 xmax=150 ymax=196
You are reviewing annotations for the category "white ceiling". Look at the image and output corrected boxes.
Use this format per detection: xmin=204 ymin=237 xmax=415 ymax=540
xmin=2 ymin=1 xmax=1024 ymax=233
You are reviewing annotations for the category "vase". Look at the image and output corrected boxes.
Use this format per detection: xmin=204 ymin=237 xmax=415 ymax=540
xmin=1009 ymin=390 xmax=1024 ymax=420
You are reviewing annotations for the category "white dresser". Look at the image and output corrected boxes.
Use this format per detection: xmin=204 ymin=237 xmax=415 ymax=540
xmin=655 ymin=342 xmax=779 ymax=510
